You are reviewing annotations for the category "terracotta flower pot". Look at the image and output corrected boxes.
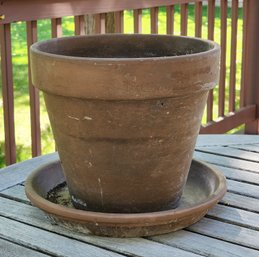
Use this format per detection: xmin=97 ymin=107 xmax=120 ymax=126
xmin=31 ymin=34 xmax=220 ymax=213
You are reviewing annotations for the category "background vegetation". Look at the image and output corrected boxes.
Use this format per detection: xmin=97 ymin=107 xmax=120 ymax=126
xmin=0 ymin=5 xmax=244 ymax=167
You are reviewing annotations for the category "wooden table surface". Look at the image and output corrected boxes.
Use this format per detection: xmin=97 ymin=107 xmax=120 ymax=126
xmin=1 ymin=135 xmax=259 ymax=257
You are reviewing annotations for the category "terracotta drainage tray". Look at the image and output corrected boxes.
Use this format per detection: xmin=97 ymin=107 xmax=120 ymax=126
xmin=25 ymin=159 xmax=226 ymax=237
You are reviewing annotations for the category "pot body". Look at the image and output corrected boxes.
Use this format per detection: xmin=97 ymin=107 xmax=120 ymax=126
xmin=31 ymin=34 xmax=220 ymax=213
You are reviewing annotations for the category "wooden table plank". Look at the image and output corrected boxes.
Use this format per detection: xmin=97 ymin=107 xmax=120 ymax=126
xmin=194 ymin=151 xmax=259 ymax=172
xmin=0 ymin=216 xmax=124 ymax=257
xmin=207 ymin=204 xmax=259 ymax=230
xmin=221 ymin=192 xmax=259 ymax=213
xmin=150 ymin=230 xmax=259 ymax=257
xmin=188 ymin=217 xmax=259 ymax=250
xmin=227 ymin=180 xmax=259 ymax=198
xmin=230 ymin=144 xmax=259 ymax=153
xmin=1 ymin=191 xmax=259 ymax=257
xmin=197 ymin=146 xmax=259 ymax=163
xmin=0 ymin=196 xmax=201 ymax=257
xmin=196 ymin=135 xmax=259 ymax=147
xmin=0 ymin=184 xmax=28 ymax=203
xmin=212 ymin=165 xmax=259 ymax=185
xmin=0 ymin=153 xmax=58 ymax=192
xmin=0 ymin=238 xmax=51 ymax=257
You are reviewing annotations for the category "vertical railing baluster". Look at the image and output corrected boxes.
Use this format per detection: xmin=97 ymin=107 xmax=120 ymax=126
xmin=180 ymin=3 xmax=188 ymax=36
xmin=26 ymin=21 xmax=41 ymax=157
xmin=134 ymin=9 xmax=142 ymax=33
xmin=240 ymin=0 xmax=248 ymax=108
xmin=208 ymin=0 xmax=215 ymax=40
xmin=114 ymin=11 xmax=124 ymax=33
xmin=218 ymin=0 xmax=227 ymax=117
xmin=244 ymin=0 xmax=259 ymax=134
xmin=195 ymin=1 xmax=203 ymax=37
xmin=51 ymin=18 xmax=62 ymax=38
xmin=207 ymin=0 xmax=215 ymax=122
xmin=229 ymin=0 xmax=239 ymax=112
xmin=0 ymin=24 xmax=16 ymax=165
xmin=74 ymin=15 xmax=85 ymax=35
xmin=95 ymin=13 xmax=106 ymax=34
xmin=151 ymin=7 xmax=159 ymax=34
xmin=166 ymin=5 xmax=174 ymax=35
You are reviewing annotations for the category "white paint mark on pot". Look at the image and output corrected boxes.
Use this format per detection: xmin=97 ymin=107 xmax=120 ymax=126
xmin=166 ymin=111 xmax=170 ymax=115
xmin=83 ymin=116 xmax=93 ymax=121
xmin=85 ymin=160 xmax=93 ymax=168
xmin=98 ymin=178 xmax=104 ymax=207
xmin=68 ymin=115 xmax=80 ymax=121
xmin=71 ymin=195 xmax=87 ymax=207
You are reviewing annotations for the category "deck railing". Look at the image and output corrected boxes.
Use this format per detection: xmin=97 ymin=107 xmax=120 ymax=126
xmin=0 ymin=0 xmax=259 ymax=166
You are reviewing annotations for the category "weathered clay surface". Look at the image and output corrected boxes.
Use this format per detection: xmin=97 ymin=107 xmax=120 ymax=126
xmin=25 ymin=159 xmax=227 ymax=237
xmin=30 ymin=34 xmax=220 ymax=213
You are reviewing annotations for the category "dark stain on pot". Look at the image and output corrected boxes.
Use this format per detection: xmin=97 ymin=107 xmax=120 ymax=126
xmin=155 ymin=99 xmax=168 ymax=110
xmin=46 ymin=182 xmax=178 ymax=212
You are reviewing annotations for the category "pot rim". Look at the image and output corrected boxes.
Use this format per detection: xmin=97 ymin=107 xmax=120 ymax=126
xmin=30 ymin=34 xmax=220 ymax=63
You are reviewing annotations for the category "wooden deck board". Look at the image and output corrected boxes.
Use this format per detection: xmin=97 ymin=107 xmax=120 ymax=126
xmin=230 ymin=144 xmax=259 ymax=153
xmin=0 ymin=184 xmax=28 ymax=203
xmin=221 ymin=192 xmax=259 ymax=213
xmin=227 ymin=180 xmax=259 ymax=198
xmin=0 ymin=238 xmax=52 ymax=257
xmin=0 ymin=153 xmax=58 ymax=192
xmin=212 ymin=165 xmax=259 ymax=184
xmin=150 ymin=230 xmax=259 ymax=257
xmin=194 ymin=151 xmax=259 ymax=172
xmin=0 ymin=216 xmax=124 ymax=257
xmin=197 ymin=146 xmax=259 ymax=163
xmin=188 ymin=217 xmax=259 ymax=250
xmin=0 ymin=196 xmax=200 ymax=257
xmin=207 ymin=204 xmax=259 ymax=230
xmin=196 ymin=135 xmax=259 ymax=147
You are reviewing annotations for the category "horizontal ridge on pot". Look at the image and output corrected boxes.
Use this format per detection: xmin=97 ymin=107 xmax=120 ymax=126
xmin=30 ymin=34 xmax=220 ymax=213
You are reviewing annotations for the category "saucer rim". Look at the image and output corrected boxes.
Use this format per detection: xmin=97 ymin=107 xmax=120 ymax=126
xmin=25 ymin=158 xmax=227 ymax=225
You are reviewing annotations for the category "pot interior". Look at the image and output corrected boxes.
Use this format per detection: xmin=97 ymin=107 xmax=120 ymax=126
xmin=34 ymin=34 xmax=214 ymax=59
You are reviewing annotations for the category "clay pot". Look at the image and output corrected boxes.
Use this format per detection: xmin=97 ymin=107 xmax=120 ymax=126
xmin=30 ymin=34 xmax=220 ymax=213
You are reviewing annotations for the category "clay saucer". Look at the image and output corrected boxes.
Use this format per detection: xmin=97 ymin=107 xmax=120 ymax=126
xmin=25 ymin=159 xmax=227 ymax=237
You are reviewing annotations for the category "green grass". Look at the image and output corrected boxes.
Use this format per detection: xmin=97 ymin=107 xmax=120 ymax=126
xmin=0 ymin=5 xmax=244 ymax=167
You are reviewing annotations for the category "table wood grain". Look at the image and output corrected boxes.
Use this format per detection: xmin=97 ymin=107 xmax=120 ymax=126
xmin=1 ymin=135 xmax=259 ymax=257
